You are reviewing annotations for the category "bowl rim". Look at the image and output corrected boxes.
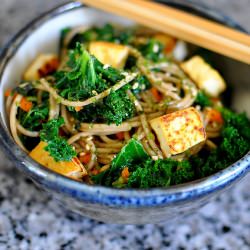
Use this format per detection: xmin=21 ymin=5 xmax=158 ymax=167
xmin=0 ymin=1 xmax=249 ymax=206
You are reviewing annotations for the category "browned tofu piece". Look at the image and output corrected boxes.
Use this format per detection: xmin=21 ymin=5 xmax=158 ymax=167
xmin=150 ymin=107 xmax=206 ymax=156
xmin=181 ymin=56 xmax=226 ymax=97
xmin=29 ymin=141 xmax=87 ymax=180
xmin=89 ymin=41 xmax=129 ymax=69
xmin=24 ymin=54 xmax=59 ymax=81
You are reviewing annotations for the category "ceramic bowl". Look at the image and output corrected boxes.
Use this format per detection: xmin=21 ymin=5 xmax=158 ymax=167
xmin=0 ymin=1 xmax=249 ymax=224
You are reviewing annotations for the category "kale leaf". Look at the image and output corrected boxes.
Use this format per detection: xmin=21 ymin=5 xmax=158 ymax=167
xmin=19 ymin=102 xmax=49 ymax=131
xmin=92 ymin=139 xmax=195 ymax=188
xmin=127 ymin=158 xmax=171 ymax=188
xmin=92 ymin=138 xmax=149 ymax=186
xmin=40 ymin=118 xmax=76 ymax=162
xmin=92 ymin=108 xmax=250 ymax=188
xmin=138 ymin=39 xmax=164 ymax=62
xmin=194 ymin=108 xmax=250 ymax=178
xmin=55 ymin=43 xmax=109 ymax=101
xmin=127 ymin=158 xmax=195 ymax=188
xmin=102 ymin=88 xmax=136 ymax=125
xmin=220 ymin=108 xmax=250 ymax=140
xmin=56 ymin=43 xmax=135 ymax=125
xmin=69 ymin=87 xmax=135 ymax=125
xmin=55 ymin=43 xmax=123 ymax=100
xmin=131 ymin=75 xmax=151 ymax=95
xmin=194 ymin=91 xmax=212 ymax=108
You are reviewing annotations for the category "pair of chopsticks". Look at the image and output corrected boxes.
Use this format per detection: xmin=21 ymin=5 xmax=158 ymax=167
xmin=80 ymin=0 xmax=250 ymax=64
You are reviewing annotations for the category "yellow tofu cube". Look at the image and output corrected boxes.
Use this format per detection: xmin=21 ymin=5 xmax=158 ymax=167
xmin=150 ymin=107 xmax=206 ymax=156
xmin=24 ymin=54 xmax=59 ymax=81
xmin=29 ymin=141 xmax=87 ymax=180
xmin=89 ymin=41 xmax=129 ymax=69
xmin=181 ymin=56 xmax=226 ymax=97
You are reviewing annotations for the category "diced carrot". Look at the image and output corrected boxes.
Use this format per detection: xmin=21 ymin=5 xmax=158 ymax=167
xmin=116 ymin=132 xmax=125 ymax=140
xmin=79 ymin=153 xmax=91 ymax=164
xmin=164 ymin=38 xmax=176 ymax=53
xmin=150 ymin=87 xmax=163 ymax=102
xmin=207 ymin=109 xmax=224 ymax=124
xmin=211 ymin=97 xmax=220 ymax=103
xmin=91 ymin=169 xmax=99 ymax=175
xmin=121 ymin=167 xmax=130 ymax=179
xmin=75 ymin=106 xmax=82 ymax=112
xmin=20 ymin=97 xmax=33 ymax=112
xmin=4 ymin=89 xmax=12 ymax=97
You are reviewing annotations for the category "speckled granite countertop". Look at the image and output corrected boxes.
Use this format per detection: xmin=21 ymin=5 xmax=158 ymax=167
xmin=0 ymin=1 xmax=249 ymax=249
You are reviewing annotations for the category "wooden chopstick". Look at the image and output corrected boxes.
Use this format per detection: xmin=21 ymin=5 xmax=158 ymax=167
xmin=81 ymin=0 xmax=250 ymax=64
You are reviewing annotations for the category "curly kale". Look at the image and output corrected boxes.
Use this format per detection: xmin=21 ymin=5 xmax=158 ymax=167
xmin=19 ymin=103 xmax=49 ymax=131
xmin=194 ymin=91 xmax=212 ymax=108
xmin=92 ymin=108 xmax=250 ymax=188
xmin=92 ymin=139 xmax=195 ymax=188
xmin=40 ymin=118 xmax=76 ymax=162
xmin=130 ymin=75 xmax=151 ymax=95
xmin=220 ymin=108 xmax=250 ymax=140
xmin=55 ymin=43 xmax=110 ymax=101
xmin=92 ymin=138 xmax=149 ymax=186
xmin=127 ymin=158 xmax=195 ymax=188
xmin=193 ymin=108 xmax=250 ymax=178
xmin=102 ymin=88 xmax=135 ymax=125
xmin=138 ymin=39 xmax=164 ymax=62
xmin=56 ymin=43 xmax=135 ymax=125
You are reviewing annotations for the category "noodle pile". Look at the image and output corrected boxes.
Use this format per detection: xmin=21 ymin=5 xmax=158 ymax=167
xmin=6 ymin=25 xmax=223 ymax=181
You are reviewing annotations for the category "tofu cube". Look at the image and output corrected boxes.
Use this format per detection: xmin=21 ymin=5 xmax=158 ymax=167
xmin=181 ymin=56 xmax=226 ymax=97
xmin=24 ymin=54 xmax=59 ymax=81
xmin=89 ymin=41 xmax=129 ymax=69
xmin=150 ymin=107 xmax=206 ymax=156
xmin=29 ymin=141 xmax=87 ymax=180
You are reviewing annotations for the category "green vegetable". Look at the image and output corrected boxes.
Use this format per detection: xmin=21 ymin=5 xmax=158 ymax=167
xmin=194 ymin=91 xmax=212 ymax=108
xmin=40 ymin=117 xmax=64 ymax=141
xmin=92 ymin=139 xmax=195 ymax=188
xmin=102 ymin=88 xmax=136 ymax=125
xmin=138 ymin=39 xmax=164 ymax=62
xmin=19 ymin=103 xmax=49 ymax=131
xmin=112 ymin=138 xmax=148 ymax=168
xmin=40 ymin=118 xmax=76 ymax=162
xmin=14 ymin=82 xmax=34 ymax=96
xmin=193 ymin=108 xmax=250 ymax=177
xmin=66 ymin=24 xmax=133 ymax=49
xmin=56 ymin=43 xmax=135 ymax=125
xmin=92 ymin=138 xmax=149 ymax=186
xmin=127 ymin=158 xmax=194 ymax=188
xmin=220 ymin=108 xmax=250 ymax=140
xmin=92 ymin=108 xmax=250 ymax=188
xmin=131 ymin=75 xmax=151 ymax=94
xmin=93 ymin=57 xmax=123 ymax=83
xmin=55 ymin=43 xmax=109 ymax=101
xmin=60 ymin=27 xmax=71 ymax=50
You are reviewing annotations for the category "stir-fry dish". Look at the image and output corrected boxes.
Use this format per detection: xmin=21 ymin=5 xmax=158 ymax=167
xmin=5 ymin=24 xmax=250 ymax=188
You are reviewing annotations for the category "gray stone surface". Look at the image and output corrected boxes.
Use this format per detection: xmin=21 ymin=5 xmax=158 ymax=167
xmin=0 ymin=1 xmax=249 ymax=249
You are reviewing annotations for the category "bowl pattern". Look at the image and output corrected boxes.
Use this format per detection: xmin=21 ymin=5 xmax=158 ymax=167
xmin=0 ymin=1 xmax=249 ymax=224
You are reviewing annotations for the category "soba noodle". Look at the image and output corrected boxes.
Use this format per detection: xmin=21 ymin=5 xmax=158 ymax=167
xmin=7 ymin=24 xmax=244 ymax=188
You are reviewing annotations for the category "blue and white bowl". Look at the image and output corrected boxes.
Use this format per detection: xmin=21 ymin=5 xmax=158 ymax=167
xmin=0 ymin=1 xmax=249 ymax=224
